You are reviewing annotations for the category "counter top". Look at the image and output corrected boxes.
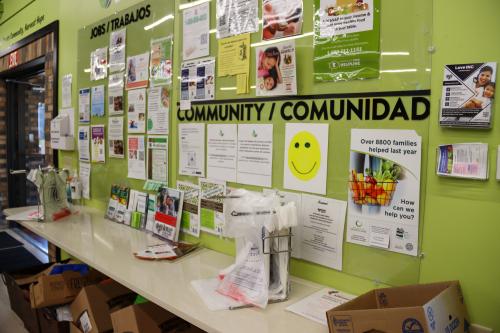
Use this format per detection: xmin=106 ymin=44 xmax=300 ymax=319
xmin=5 ymin=206 xmax=328 ymax=333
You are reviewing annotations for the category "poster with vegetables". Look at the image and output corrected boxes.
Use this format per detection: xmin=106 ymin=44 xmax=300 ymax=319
xmin=346 ymin=129 xmax=422 ymax=256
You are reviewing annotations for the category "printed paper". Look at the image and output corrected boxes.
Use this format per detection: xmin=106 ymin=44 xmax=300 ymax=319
xmin=150 ymin=36 xmax=173 ymax=86
xmin=179 ymin=123 xmax=205 ymax=177
xmin=91 ymin=85 xmax=105 ymax=117
xmin=79 ymin=162 xmax=91 ymax=199
xmin=237 ymin=124 xmax=273 ymax=187
xmin=108 ymin=117 xmax=124 ymax=158
xmin=147 ymin=86 xmax=169 ymax=135
xmin=127 ymin=135 xmax=146 ymax=180
xmin=207 ymin=124 xmax=237 ymax=182
xmin=62 ymin=74 xmax=72 ymax=108
xmin=256 ymin=40 xmax=297 ymax=96
xmin=217 ymin=33 xmax=250 ymax=77
xmin=283 ymin=123 xmax=329 ymax=195
xmin=90 ymin=47 xmax=108 ymax=81
xmin=127 ymin=88 xmax=146 ymax=133
xmin=436 ymin=143 xmax=489 ymax=180
xmin=183 ymin=2 xmax=210 ymax=60
xmin=262 ymin=0 xmax=303 ymax=40
xmin=347 ymin=129 xmax=422 ymax=256
xmin=180 ymin=57 xmax=215 ymax=102
xmin=154 ymin=187 xmax=183 ymax=242
xmin=78 ymin=126 xmax=90 ymax=162
xmin=78 ymin=88 xmax=90 ymax=123
xmin=147 ymin=136 xmax=168 ymax=183
xmin=126 ymin=52 xmax=150 ymax=89
xmin=216 ymin=0 xmax=259 ymax=39
xmin=177 ymin=181 xmax=201 ymax=237
xmin=108 ymin=72 xmax=124 ymax=116
xmin=91 ymin=125 xmax=105 ymax=163
xmin=109 ymin=28 xmax=126 ymax=73
xmin=199 ymin=178 xmax=226 ymax=235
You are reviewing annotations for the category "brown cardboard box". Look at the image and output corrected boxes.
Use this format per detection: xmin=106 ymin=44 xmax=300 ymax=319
xmin=110 ymin=302 xmax=206 ymax=333
xmin=70 ymin=280 xmax=137 ymax=333
xmin=29 ymin=269 xmax=105 ymax=308
xmin=326 ymin=281 xmax=469 ymax=333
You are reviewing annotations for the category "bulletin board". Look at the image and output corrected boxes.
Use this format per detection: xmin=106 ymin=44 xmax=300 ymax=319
xmin=75 ymin=0 xmax=433 ymax=286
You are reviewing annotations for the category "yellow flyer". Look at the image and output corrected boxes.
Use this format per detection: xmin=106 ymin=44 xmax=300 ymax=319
xmin=217 ymin=33 xmax=250 ymax=77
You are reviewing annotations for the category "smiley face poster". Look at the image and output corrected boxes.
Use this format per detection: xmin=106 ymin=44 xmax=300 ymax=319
xmin=283 ymin=123 xmax=329 ymax=194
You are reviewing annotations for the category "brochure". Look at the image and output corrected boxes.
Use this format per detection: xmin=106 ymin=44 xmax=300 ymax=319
xmin=91 ymin=125 xmax=105 ymax=164
xmin=256 ymin=40 xmax=297 ymax=96
xmin=106 ymin=184 xmax=121 ymax=220
xmin=91 ymin=85 xmax=105 ymax=117
xmin=439 ymin=62 xmax=497 ymax=128
xmin=150 ymin=36 xmax=173 ymax=86
xmin=108 ymin=72 xmax=124 ymax=116
xmin=180 ymin=57 xmax=215 ymax=102
xmin=78 ymin=126 xmax=90 ymax=162
xmin=183 ymin=2 xmax=210 ymax=60
xmin=436 ymin=143 xmax=489 ymax=180
xmin=262 ymin=0 xmax=303 ymax=40
xmin=126 ymin=52 xmax=150 ymax=89
xmin=90 ymin=47 xmax=108 ymax=81
xmin=177 ymin=181 xmax=201 ymax=238
xmin=154 ymin=187 xmax=184 ymax=242
xmin=346 ymin=129 xmax=422 ymax=256
xmin=216 ymin=0 xmax=259 ymax=39
xmin=78 ymin=88 xmax=90 ymax=123
xmin=115 ymin=186 xmax=130 ymax=223
xmin=199 ymin=178 xmax=226 ymax=236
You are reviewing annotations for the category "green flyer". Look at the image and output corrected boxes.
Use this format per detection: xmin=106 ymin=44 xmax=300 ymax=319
xmin=313 ymin=0 xmax=380 ymax=82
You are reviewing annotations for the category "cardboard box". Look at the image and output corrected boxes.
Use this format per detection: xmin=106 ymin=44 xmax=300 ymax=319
xmin=37 ymin=307 xmax=70 ymax=333
xmin=326 ymin=281 xmax=469 ymax=333
xmin=111 ymin=302 xmax=205 ymax=333
xmin=30 ymin=269 xmax=105 ymax=308
xmin=70 ymin=280 xmax=137 ymax=333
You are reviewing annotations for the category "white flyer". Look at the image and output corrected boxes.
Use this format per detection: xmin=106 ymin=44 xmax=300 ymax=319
xmin=91 ymin=85 xmax=105 ymax=117
xmin=90 ymin=47 xmax=108 ymax=81
xmin=284 ymin=123 xmax=329 ymax=195
xmin=147 ymin=86 xmax=169 ymax=135
xmin=286 ymin=288 xmax=355 ymax=326
xmin=147 ymin=136 xmax=168 ymax=183
xmin=180 ymin=57 xmax=215 ymax=102
xmin=347 ymin=129 xmax=422 ymax=256
xmin=318 ymin=0 xmax=374 ymax=37
xmin=62 ymin=74 xmax=72 ymax=108
xmin=109 ymin=28 xmax=126 ymax=73
xmin=216 ymin=0 xmax=259 ymax=39
xmin=237 ymin=124 xmax=273 ymax=187
xmin=177 ymin=181 xmax=201 ymax=237
xmin=108 ymin=117 xmax=124 ymax=159
xmin=78 ymin=126 xmax=90 ymax=162
xmin=127 ymin=135 xmax=146 ymax=180
xmin=256 ymin=40 xmax=297 ymax=96
xmin=207 ymin=124 xmax=237 ymax=182
xmin=300 ymin=194 xmax=347 ymax=271
xmin=179 ymin=123 xmax=205 ymax=177
xmin=79 ymin=162 xmax=91 ymax=200
xmin=126 ymin=52 xmax=150 ymax=90
xmin=183 ymin=2 xmax=210 ymax=60
xmin=439 ymin=62 xmax=497 ymax=128
xmin=127 ymin=88 xmax=146 ymax=133
xmin=436 ymin=143 xmax=489 ymax=180
xmin=108 ymin=72 xmax=124 ymax=116
xmin=78 ymin=88 xmax=90 ymax=123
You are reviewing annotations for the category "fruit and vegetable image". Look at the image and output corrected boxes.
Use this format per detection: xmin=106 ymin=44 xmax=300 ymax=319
xmin=349 ymin=155 xmax=402 ymax=206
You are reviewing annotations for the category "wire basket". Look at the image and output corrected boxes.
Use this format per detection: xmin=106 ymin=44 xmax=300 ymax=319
xmin=348 ymin=180 xmax=398 ymax=206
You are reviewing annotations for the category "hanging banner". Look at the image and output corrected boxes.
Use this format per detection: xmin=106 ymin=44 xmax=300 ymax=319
xmin=313 ymin=0 xmax=380 ymax=82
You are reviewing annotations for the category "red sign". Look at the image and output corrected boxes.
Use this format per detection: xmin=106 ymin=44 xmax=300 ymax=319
xmin=8 ymin=51 xmax=20 ymax=69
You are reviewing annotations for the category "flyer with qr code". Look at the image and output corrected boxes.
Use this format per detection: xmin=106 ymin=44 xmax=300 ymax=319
xmin=439 ymin=62 xmax=497 ymax=128
xmin=216 ymin=0 xmax=258 ymax=39
xmin=183 ymin=2 xmax=210 ymax=60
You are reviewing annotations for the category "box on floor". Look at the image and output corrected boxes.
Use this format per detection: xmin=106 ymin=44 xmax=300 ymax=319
xmin=70 ymin=280 xmax=137 ymax=333
xmin=326 ymin=281 xmax=469 ymax=333
xmin=111 ymin=302 xmax=206 ymax=333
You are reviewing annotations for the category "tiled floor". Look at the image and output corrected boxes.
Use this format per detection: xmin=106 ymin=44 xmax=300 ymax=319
xmin=0 ymin=229 xmax=48 ymax=333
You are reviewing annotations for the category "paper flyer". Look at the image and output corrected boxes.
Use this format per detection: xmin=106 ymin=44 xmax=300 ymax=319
xmin=91 ymin=85 xmax=105 ymax=117
xmin=127 ymin=135 xmax=146 ymax=180
xmin=127 ymin=88 xmax=146 ymax=133
xmin=199 ymin=178 xmax=226 ymax=235
xmin=262 ymin=0 xmax=303 ymax=40
xmin=62 ymin=74 xmax=72 ymax=108
xmin=207 ymin=124 xmax=237 ymax=182
xmin=177 ymin=181 xmax=201 ymax=237
xmin=436 ymin=143 xmax=489 ymax=180
xmin=154 ymin=187 xmax=184 ymax=242
xmin=147 ymin=136 xmax=168 ymax=183
xmin=147 ymin=86 xmax=169 ymax=135
xmin=90 ymin=47 xmax=108 ymax=81
xmin=108 ymin=72 xmax=124 ymax=116
xmin=216 ymin=0 xmax=259 ymax=39
xmin=78 ymin=88 xmax=90 ymax=123
xmin=179 ymin=123 xmax=205 ymax=177
xmin=300 ymin=194 xmax=346 ymax=270
xmin=150 ymin=36 xmax=173 ymax=86
xmin=439 ymin=62 xmax=497 ymax=128
xmin=256 ymin=40 xmax=297 ymax=96
xmin=283 ymin=123 xmax=329 ymax=195
xmin=108 ymin=117 xmax=124 ymax=159
xmin=313 ymin=0 xmax=380 ymax=82
xmin=347 ymin=129 xmax=422 ymax=256
xmin=126 ymin=52 xmax=150 ymax=90
xmin=217 ymin=33 xmax=250 ymax=77
xmin=183 ymin=2 xmax=210 ymax=60
xmin=78 ymin=126 xmax=90 ymax=162
xmin=237 ymin=124 xmax=273 ymax=187
xmin=79 ymin=162 xmax=91 ymax=199
xmin=109 ymin=28 xmax=126 ymax=73
xmin=91 ymin=125 xmax=105 ymax=163
xmin=180 ymin=57 xmax=215 ymax=102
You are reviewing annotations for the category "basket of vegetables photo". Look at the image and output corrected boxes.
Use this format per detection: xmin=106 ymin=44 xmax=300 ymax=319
xmin=349 ymin=159 xmax=402 ymax=207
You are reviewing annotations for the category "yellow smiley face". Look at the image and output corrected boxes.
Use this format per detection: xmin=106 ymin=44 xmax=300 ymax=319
xmin=288 ymin=131 xmax=321 ymax=181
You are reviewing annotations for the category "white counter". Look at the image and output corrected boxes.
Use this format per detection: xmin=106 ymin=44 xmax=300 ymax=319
xmin=5 ymin=206 xmax=328 ymax=333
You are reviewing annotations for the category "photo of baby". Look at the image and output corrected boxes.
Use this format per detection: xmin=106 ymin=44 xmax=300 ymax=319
xmin=262 ymin=0 xmax=303 ymax=41
xmin=256 ymin=41 xmax=297 ymax=96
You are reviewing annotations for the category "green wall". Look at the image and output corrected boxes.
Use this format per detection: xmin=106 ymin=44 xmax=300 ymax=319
xmin=1 ymin=0 xmax=499 ymax=330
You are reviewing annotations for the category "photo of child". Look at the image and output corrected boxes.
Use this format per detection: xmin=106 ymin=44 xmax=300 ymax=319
xmin=156 ymin=188 xmax=181 ymax=218
xmin=256 ymin=41 xmax=297 ymax=96
xmin=262 ymin=0 xmax=303 ymax=41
